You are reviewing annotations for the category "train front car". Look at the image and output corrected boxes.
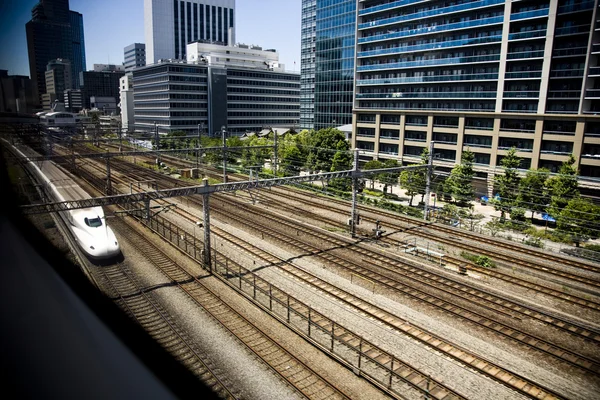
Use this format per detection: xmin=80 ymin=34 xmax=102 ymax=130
xmin=70 ymin=207 xmax=121 ymax=259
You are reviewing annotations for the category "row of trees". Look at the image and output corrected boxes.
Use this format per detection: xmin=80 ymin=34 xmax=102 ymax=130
xmin=157 ymin=129 xmax=599 ymax=242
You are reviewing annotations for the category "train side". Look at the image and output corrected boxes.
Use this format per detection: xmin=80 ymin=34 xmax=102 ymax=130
xmin=10 ymin=143 xmax=121 ymax=259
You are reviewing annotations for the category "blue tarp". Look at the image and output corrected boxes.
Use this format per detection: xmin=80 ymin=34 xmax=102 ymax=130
xmin=494 ymin=194 xmax=501 ymax=201
xmin=481 ymin=196 xmax=489 ymax=202
xmin=541 ymin=213 xmax=556 ymax=222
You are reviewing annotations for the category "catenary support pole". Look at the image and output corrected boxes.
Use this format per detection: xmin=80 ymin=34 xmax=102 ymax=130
xmin=351 ymin=148 xmax=359 ymax=238
xmin=105 ymin=155 xmax=112 ymax=195
xmin=273 ymin=129 xmax=278 ymax=175
xmin=423 ymin=141 xmax=435 ymax=221
xmin=201 ymin=178 xmax=212 ymax=273
xmin=222 ymin=126 xmax=227 ymax=183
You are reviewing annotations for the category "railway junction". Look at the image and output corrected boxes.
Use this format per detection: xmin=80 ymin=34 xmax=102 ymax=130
xmin=2 ymin=124 xmax=600 ymax=400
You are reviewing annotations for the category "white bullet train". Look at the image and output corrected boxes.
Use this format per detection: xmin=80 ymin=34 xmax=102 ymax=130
xmin=10 ymin=143 xmax=121 ymax=260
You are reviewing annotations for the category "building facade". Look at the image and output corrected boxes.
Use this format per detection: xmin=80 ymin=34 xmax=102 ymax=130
xmin=93 ymin=64 xmax=125 ymax=72
xmin=0 ymin=70 xmax=37 ymax=114
xmin=353 ymin=0 xmax=600 ymax=188
xmin=132 ymin=42 xmax=299 ymax=135
xmin=300 ymin=0 xmax=316 ymax=129
xmin=26 ymin=0 xmax=86 ymax=105
xmin=43 ymin=58 xmax=72 ymax=110
xmin=124 ymin=43 xmax=147 ymax=73
xmin=300 ymin=0 xmax=356 ymax=131
xmin=64 ymin=88 xmax=83 ymax=112
xmin=79 ymin=70 xmax=125 ymax=112
xmin=144 ymin=0 xmax=236 ymax=64
xmin=119 ymin=74 xmax=135 ymax=131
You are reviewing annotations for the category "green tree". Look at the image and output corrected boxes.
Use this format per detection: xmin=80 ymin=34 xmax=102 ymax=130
xmin=459 ymin=206 xmax=485 ymax=232
xmin=399 ymin=167 xmax=424 ymax=206
xmin=518 ymin=168 xmax=550 ymax=221
xmin=240 ymin=136 xmax=271 ymax=171
xmin=445 ymin=149 xmax=475 ymax=207
xmin=328 ymin=141 xmax=353 ymax=191
xmin=363 ymin=160 xmax=384 ymax=189
xmin=547 ymin=154 xmax=579 ymax=218
xmin=493 ymin=147 xmax=521 ymax=221
xmin=557 ymin=197 xmax=600 ymax=245
xmin=485 ymin=218 xmax=505 ymax=237
xmin=305 ymin=128 xmax=349 ymax=173
xmin=381 ymin=159 xmax=401 ymax=195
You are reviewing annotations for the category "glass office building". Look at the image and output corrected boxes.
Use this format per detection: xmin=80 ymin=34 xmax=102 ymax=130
xmin=301 ymin=0 xmax=355 ymax=130
xmin=26 ymin=0 xmax=87 ymax=105
xmin=353 ymin=0 xmax=600 ymax=185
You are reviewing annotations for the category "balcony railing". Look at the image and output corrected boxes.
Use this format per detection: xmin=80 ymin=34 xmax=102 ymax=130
xmin=585 ymin=89 xmax=600 ymax=98
xmin=356 ymin=91 xmax=497 ymax=99
xmin=499 ymin=146 xmax=533 ymax=152
xmin=464 ymin=142 xmax=492 ymax=148
xmin=508 ymin=29 xmax=546 ymax=40
xmin=510 ymin=8 xmax=549 ymax=21
xmin=589 ymin=67 xmax=600 ymax=76
xmin=357 ymin=54 xmax=501 ymax=72
xmin=503 ymin=91 xmax=540 ymax=98
xmin=547 ymin=90 xmax=581 ymax=98
xmin=359 ymin=0 xmax=423 ymax=16
xmin=358 ymin=0 xmax=505 ymax=29
xmin=358 ymin=17 xmax=504 ymax=44
xmin=358 ymin=36 xmax=502 ymax=58
xmin=555 ymin=25 xmax=591 ymax=36
xmin=507 ymin=50 xmax=545 ymax=59
xmin=356 ymin=73 xmax=498 ymax=86
xmin=504 ymin=71 xmax=542 ymax=79
xmin=557 ymin=0 xmax=595 ymax=14
xmin=553 ymin=47 xmax=588 ymax=57
xmin=550 ymin=69 xmax=584 ymax=78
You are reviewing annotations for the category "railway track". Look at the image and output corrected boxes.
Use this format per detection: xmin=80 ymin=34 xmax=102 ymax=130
xmin=107 ymin=217 xmax=352 ymax=400
xmin=248 ymin=188 xmax=600 ymax=312
xmin=43 ymin=141 xmax=597 ymax=396
xmin=208 ymin=195 xmax=600 ymax=374
xmin=67 ymin=144 xmax=600 ymax=357
xmin=90 ymin=231 xmax=237 ymax=399
xmin=163 ymin=200 xmax=567 ymax=400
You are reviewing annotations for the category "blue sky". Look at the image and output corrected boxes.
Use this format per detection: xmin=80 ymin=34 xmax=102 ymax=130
xmin=0 ymin=0 xmax=301 ymax=77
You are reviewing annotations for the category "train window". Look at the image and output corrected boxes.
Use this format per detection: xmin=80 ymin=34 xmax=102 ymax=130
xmin=85 ymin=217 xmax=103 ymax=228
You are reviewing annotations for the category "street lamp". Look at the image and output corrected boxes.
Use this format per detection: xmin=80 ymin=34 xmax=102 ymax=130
xmin=221 ymin=125 xmax=227 ymax=183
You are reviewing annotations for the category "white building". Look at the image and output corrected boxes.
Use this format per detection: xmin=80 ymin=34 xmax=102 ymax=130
xmin=144 ymin=0 xmax=236 ymax=64
xmin=119 ymin=74 xmax=134 ymax=131
xmin=124 ymin=43 xmax=146 ymax=73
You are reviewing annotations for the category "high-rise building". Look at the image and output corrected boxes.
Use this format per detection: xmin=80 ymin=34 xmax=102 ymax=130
xmin=353 ymin=0 xmax=600 ymax=187
xmin=133 ymin=41 xmax=299 ymax=135
xmin=144 ymin=0 xmax=236 ymax=64
xmin=79 ymin=70 xmax=125 ymax=112
xmin=26 ymin=0 xmax=86 ymax=106
xmin=119 ymin=74 xmax=135 ymax=130
xmin=300 ymin=0 xmax=316 ymax=130
xmin=300 ymin=0 xmax=356 ymax=131
xmin=124 ymin=43 xmax=147 ymax=73
xmin=0 ymin=70 xmax=37 ymax=114
xmin=43 ymin=58 xmax=72 ymax=110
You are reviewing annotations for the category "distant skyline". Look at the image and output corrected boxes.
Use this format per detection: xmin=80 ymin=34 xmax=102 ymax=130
xmin=0 ymin=0 xmax=301 ymax=77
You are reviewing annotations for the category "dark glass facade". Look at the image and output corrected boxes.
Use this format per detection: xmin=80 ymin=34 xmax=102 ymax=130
xmin=26 ymin=0 xmax=86 ymax=106
xmin=301 ymin=0 xmax=355 ymax=130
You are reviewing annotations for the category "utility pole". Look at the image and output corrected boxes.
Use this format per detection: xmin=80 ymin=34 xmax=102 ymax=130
xmin=118 ymin=121 xmax=122 ymax=152
xmin=197 ymin=123 xmax=203 ymax=170
xmin=154 ymin=122 xmax=160 ymax=166
xmin=201 ymin=178 xmax=212 ymax=273
xmin=221 ymin=125 xmax=227 ymax=183
xmin=273 ymin=128 xmax=278 ymax=175
xmin=423 ymin=141 xmax=435 ymax=221
xmin=105 ymin=153 xmax=112 ymax=195
xmin=350 ymin=148 xmax=359 ymax=238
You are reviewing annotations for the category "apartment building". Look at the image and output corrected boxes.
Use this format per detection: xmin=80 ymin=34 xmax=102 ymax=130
xmin=352 ymin=0 xmax=600 ymax=189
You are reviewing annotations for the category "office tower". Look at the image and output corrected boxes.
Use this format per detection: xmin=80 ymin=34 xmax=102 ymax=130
xmin=144 ymin=0 xmax=236 ymax=64
xmin=0 ymin=70 xmax=36 ymax=114
xmin=300 ymin=0 xmax=316 ymax=129
xmin=119 ymin=74 xmax=135 ymax=131
xmin=133 ymin=42 xmax=299 ymax=135
xmin=124 ymin=43 xmax=147 ymax=73
xmin=26 ymin=0 xmax=86 ymax=106
xmin=353 ymin=0 xmax=600 ymax=185
xmin=300 ymin=0 xmax=356 ymax=131
xmin=79 ymin=70 xmax=125 ymax=112
xmin=43 ymin=58 xmax=72 ymax=110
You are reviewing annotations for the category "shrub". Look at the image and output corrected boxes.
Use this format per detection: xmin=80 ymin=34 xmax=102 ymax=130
xmin=460 ymin=251 xmax=496 ymax=268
